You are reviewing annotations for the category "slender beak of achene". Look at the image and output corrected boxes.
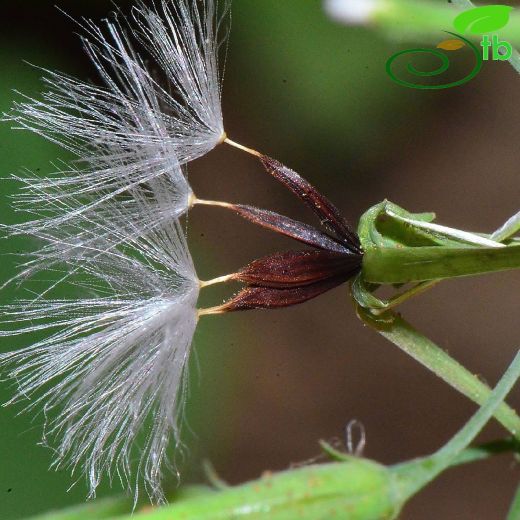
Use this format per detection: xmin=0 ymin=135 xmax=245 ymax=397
xmin=199 ymin=155 xmax=363 ymax=315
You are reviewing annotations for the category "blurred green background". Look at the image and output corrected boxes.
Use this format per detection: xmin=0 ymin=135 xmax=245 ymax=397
xmin=1 ymin=1 xmax=520 ymax=518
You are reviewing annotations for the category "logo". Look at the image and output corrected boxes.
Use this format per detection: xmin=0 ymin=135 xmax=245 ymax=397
xmin=386 ymin=5 xmax=513 ymax=89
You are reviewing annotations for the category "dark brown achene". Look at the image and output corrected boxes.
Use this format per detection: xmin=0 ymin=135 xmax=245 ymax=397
xmin=259 ymin=155 xmax=362 ymax=253
xmin=208 ymin=155 xmax=363 ymax=312
xmin=222 ymin=275 xmax=354 ymax=311
xmin=236 ymin=250 xmax=360 ymax=288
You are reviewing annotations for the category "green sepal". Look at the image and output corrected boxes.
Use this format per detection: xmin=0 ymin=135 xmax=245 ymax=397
xmin=319 ymin=440 xmax=355 ymax=462
xmin=358 ymin=200 xmax=439 ymax=250
xmin=363 ymin=244 xmax=520 ymax=284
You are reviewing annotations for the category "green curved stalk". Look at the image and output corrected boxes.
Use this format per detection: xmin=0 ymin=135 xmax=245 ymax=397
xmin=391 ymin=350 xmax=520 ymax=502
xmin=508 ymin=483 xmax=520 ymax=520
xmin=356 ymin=306 xmax=520 ymax=440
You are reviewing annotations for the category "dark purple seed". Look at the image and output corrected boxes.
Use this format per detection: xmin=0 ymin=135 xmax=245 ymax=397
xmin=236 ymin=250 xmax=362 ymax=288
xmin=232 ymin=204 xmax=351 ymax=254
xmin=222 ymin=273 xmax=359 ymax=312
xmin=259 ymin=155 xmax=361 ymax=252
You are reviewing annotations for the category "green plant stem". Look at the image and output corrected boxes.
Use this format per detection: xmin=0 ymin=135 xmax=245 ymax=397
xmin=22 ymin=438 xmax=520 ymax=520
xmin=133 ymin=354 xmax=520 ymax=520
xmin=508 ymin=482 xmax=520 ymax=520
xmin=357 ymin=306 xmax=520 ymax=440
xmin=431 ymin=352 xmax=520 ymax=463
xmin=392 ymin=350 xmax=520 ymax=501
xmin=356 ymin=0 xmax=520 ymax=46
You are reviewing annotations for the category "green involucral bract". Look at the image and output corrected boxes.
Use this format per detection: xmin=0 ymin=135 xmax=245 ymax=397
xmin=133 ymin=459 xmax=401 ymax=520
xmin=352 ymin=201 xmax=520 ymax=442
xmin=358 ymin=200 xmax=520 ymax=285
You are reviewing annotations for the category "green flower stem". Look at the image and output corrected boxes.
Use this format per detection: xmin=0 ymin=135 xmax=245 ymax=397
xmin=357 ymin=0 xmax=520 ymax=46
xmin=391 ymin=350 xmax=520 ymax=502
xmin=116 ymin=378 xmax=520 ymax=520
xmin=508 ymin=483 xmax=520 ymax=520
xmin=362 ymin=244 xmax=520 ymax=284
xmin=356 ymin=307 xmax=520 ymax=440
xmin=22 ymin=439 xmax=520 ymax=520
xmin=425 ymin=351 xmax=520 ymax=465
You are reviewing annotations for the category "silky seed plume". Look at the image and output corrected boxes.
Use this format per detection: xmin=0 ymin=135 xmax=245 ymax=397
xmin=0 ymin=177 xmax=200 ymax=504
xmin=3 ymin=0 xmax=228 ymax=227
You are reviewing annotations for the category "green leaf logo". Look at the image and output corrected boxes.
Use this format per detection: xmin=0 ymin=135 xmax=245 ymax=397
xmin=453 ymin=5 xmax=513 ymax=34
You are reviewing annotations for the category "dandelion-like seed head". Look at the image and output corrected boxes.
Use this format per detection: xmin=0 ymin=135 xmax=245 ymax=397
xmin=5 ymin=147 xmax=192 ymax=278
xmin=0 ymin=174 xmax=200 ymax=503
xmin=1 ymin=0 xmax=230 ymax=503
xmin=4 ymin=0 xmax=228 ymax=223
xmin=1 ymin=0 xmax=365 ymax=507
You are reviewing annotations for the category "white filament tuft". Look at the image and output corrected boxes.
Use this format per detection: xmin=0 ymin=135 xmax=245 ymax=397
xmin=3 ymin=147 xmax=192 ymax=280
xmin=0 ymin=0 xmax=230 ymax=503
xmin=0 ymin=176 xmax=200 ymax=504
xmin=3 ymin=0 xmax=228 ymax=223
